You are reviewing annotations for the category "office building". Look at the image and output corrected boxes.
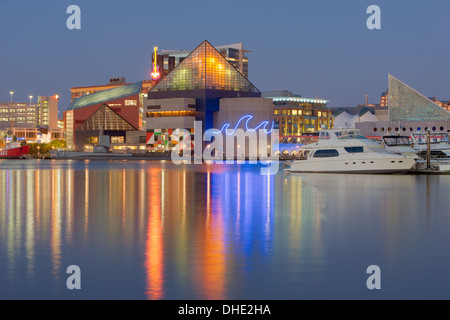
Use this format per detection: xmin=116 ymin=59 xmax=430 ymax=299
xmin=262 ymin=90 xmax=331 ymax=141
xmin=0 ymin=95 xmax=59 ymax=130
xmin=0 ymin=95 xmax=62 ymax=143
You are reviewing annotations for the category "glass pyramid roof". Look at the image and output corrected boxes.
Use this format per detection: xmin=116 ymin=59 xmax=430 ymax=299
xmin=388 ymin=74 xmax=450 ymax=121
xmin=77 ymin=104 xmax=137 ymax=131
xmin=151 ymin=40 xmax=259 ymax=93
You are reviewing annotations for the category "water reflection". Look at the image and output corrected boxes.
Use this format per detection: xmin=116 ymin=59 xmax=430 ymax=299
xmin=0 ymin=160 xmax=449 ymax=299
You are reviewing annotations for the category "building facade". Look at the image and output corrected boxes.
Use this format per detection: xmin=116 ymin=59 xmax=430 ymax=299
xmin=355 ymin=75 xmax=450 ymax=137
xmin=65 ymin=81 xmax=146 ymax=151
xmin=0 ymin=95 xmax=59 ymax=130
xmin=262 ymin=91 xmax=331 ymax=140
xmin=70 ymin=78 xmax=155 ymax=130
xmin=144 ymin=40 xmax=273 ymax=158
xmin=0 ymin=95 xmax=62 ymax=143
xmin=380 ymin=90 xmax=388 ymax=107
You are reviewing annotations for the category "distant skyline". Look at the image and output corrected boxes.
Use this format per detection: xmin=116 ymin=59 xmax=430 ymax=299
xmin=1 ymin=0 xmax=449 ymax=111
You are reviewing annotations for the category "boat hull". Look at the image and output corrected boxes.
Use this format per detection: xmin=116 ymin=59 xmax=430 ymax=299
xmin=50 ymin=150 xmax=133 ymax=159
xmin=286 ymin=156 xmax=416 ymax=174
xmin=0 ymin=145 xmax=30 ymax=159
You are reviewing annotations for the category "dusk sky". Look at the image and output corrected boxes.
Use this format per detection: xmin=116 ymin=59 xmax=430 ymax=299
xmin=1 ymin=0 xmax=449 ymax=110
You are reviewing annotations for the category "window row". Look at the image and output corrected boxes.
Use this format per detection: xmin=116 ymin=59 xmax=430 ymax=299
xmin=373 ymin=126 xmax=446 ymax=133
xmin=147 ymin=111 xmax=196 ymax=118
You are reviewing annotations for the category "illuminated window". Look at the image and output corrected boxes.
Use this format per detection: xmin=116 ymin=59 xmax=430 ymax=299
xmin=85 ymin=136 xmax=99 ymax=144
xmin=292 ymin=110 xmax=298 ymax=115
xmin=125 ymin=100 xmax=137 ymax=106
xmin=147 ymin=110 xmax=195 ymax=117
xmin=318 ymin=111 xmax=322 ymax=117
xmin=111 ymin=136 xmax=124 ymax=144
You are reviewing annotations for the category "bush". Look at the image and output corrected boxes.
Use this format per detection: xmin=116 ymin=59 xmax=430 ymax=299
xmin=26 ymin=140 xmax=66 ymax=156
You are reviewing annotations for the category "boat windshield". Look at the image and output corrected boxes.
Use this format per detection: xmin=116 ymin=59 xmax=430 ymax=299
xmin=412 ymin=133 xmax=449 ymax=145
xmin=312 ymin=149 xmax=339 ymax=158
xmin=383 ymin=136 xmax=411 ymax=146
xmin=344 ymin=146 xmax=364 ymax=153
xmin=338 ymin=134 xmax=370 ymax=140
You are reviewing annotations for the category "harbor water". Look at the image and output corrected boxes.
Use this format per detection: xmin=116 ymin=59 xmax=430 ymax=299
xmin=0 ymin=159 xmax=449 ymax=299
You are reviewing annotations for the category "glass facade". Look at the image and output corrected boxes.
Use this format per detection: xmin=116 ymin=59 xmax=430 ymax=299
xmin=388 ymin=74 xmax=450 ymax=121
xmin=151 ymin=41 xmax=259 ymax=93
xmin=66 ymin=111 xmax=74 ymax=149
xmin=270 ymin=98 xmax=331 ymax=137
xmin=77 ymin=104 xmax=136 ymax=131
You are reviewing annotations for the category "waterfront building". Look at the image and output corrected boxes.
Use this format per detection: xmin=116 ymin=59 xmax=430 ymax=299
xmin=355 ymin=75 xmax=450 ymax=136
xmin=379 ymin=81 xmax=450 ymax=112
xmin=145 ymin=40 xmax=273 ymax=157
xmin=0 ymin=95 xmax=59 ymax=130
xmin=0 ymin=95 xmax=62 ymax=143
xmin=262 ymin=90 xmax=331 ymax=141
xmin=380 ymin=90 xmax=388 ymax=107
xmin=70 ymin=78 xmax=154 ymax=102
xmin=7 ymin=127 xmax=64 ymax=143
xmin=65 ymin=81 xmax=146 ymax=151
xmin=70 ymin=78 xmax=155 ymax=130
xmin=332 ymin=107 xmax=380 ymax=130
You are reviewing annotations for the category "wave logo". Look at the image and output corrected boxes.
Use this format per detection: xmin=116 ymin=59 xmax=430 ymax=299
xmin=171 ymin=120 xmax=279 ymax=175
xmin=211 ymin=115 xmax=274 ymax=135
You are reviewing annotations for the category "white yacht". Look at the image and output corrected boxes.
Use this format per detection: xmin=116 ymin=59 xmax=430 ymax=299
xmin=409 ymin=132 xmax=450 ymax=158
xmin=285 ymin=129 xmax=416 ymax=174
xmin=381 ymin=133 xmax=450 ymax=172
xmin=382 ymin=135 xmax=418 ymax=157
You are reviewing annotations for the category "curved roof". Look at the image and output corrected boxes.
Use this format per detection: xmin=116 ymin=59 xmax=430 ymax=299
xmin=68 ymin=81 xmax=142 ymax=111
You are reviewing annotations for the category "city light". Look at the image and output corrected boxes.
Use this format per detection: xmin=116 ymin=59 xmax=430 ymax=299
xmin=29 ymin=95 xmax=33 ymax=104
xmin=151 ymin=46 xmax=161 ymax=81
xmin=9 ymin=91 xmax=14 ymax=102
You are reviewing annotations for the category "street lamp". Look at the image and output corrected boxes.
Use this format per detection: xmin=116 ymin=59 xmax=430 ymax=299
xmin=9 ymin=91 xmax=14 ymax=103
xmin=29 ymin=95 xmax=33 ymax=104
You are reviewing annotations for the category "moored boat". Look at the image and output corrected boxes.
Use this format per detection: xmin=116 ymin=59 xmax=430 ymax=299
xmin=285 ymin=129 xmax=416 ymax=174
xmin=381 ymin=133 xmax=450 ymax=173
xmin=0 ymin=143 xmax=30 ymax=159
